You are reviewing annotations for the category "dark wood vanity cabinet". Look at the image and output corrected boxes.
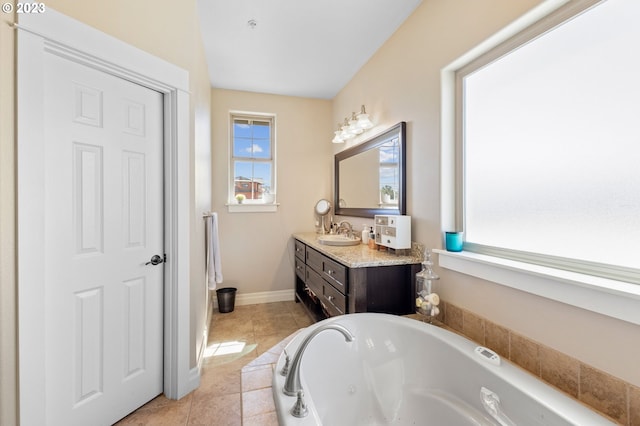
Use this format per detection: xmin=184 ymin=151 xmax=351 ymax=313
xmin=294 ymin=238 xmax=419 ymax=321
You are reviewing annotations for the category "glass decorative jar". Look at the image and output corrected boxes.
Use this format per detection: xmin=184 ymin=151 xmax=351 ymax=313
xmin=415 ymin=249 xmax=440 ymax=321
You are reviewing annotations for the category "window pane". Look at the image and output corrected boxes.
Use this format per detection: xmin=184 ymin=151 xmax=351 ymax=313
xmin=250 ymin=139 xmax=271 ymax=159
xmin=463 ymin=0 xmax=640 ymax=269
xmin=233 ymin=120 xmax=271 ymax=159
xmin=252 ymin=121 xmax=271 ymax=139
xmin=379 ymin=139 xmax=399 ymax=165
xmin=233 ymin=120 xmax=252 ymax=138
xmin=253 ymin=162 xmax=272 ymax=192
xmin=233 ymin=138 xmax=253 ymax=157
xmin=233 ymin=161 xmax=272 ymax=199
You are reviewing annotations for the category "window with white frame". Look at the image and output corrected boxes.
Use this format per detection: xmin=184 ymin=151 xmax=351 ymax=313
xmin=229 ymin=113 xmax=276 ymax=206
xmin=455 ymin=0 xmax=640 ymax=284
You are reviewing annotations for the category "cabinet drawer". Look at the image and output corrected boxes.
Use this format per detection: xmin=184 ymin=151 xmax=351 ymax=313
xmin=295 ymin=257 xmax=306 ymax=281
xmin=322 ymin=257 xmax=347 ymax=294
xmin=305 ymin=267 xmax=324 ymax=299
xmin=305 ymin=247 xmax=324 ymax=274
xmin=294 ymin=240 xmax=306 ymax=261
xmin=307 ymin=247 xmax=347 ymax=294
xmin=322 ymin=282 xmax=346 ymax=317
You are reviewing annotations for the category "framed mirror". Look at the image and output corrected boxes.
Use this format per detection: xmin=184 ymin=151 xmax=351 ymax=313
xmin=335 ymin=122 xmax=406 ymax=218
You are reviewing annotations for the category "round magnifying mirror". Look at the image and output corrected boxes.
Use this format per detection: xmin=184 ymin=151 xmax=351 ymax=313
xmin=315 ymin=199 xmax=331 ymax=216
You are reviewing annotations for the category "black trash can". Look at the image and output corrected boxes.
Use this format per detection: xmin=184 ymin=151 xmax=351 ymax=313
xmin=216 ymin=287 xmax=237 ymax=313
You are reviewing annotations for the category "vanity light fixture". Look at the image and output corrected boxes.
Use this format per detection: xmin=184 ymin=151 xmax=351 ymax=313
xmin=340 ymin=118 xmax=353 ymax=141
xmin=348 ymin=112 xmax=364 ymax=135
xmin=332 ymin=105 xmax=374 ymax=143
xmin=356 ymin=105 xmax=373 ymax=130
xmin=332 ymin=123 xmax=345 ymax=144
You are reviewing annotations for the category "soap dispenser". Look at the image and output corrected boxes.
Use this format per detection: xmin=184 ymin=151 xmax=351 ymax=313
xmin=416 ymin=249 xmax=441 ymax=322
xmin=368 ymin=227 xmax=376 ymax=249
xmin=361 ymin=224 xmax=370 ymax=245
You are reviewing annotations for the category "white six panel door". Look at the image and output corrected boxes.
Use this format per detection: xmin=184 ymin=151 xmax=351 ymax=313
xmin=43 ymin=52 xmax=164 ymax=425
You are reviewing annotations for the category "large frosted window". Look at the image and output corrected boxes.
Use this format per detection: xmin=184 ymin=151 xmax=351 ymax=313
xmin=461 ymin=0 xmax=640 ymax=272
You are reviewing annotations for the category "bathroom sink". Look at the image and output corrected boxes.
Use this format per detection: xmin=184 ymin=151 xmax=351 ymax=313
xmin=317 ymin=235 xmax=361 ymax=246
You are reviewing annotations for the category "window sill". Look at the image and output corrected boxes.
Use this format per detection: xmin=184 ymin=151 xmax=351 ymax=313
xmin=434 ymin=249 xmax=640 ymax=326
xmin=226 ymin=203 xmax=279 ymax=213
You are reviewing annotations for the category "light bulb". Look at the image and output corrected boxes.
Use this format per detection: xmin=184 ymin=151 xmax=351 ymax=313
xmin=341 ymin=118 xmax=354 ymax=139
xmin=349 ymin=112 xmax=363 ymax=135
xmin=332 ymin=124 xmax=344 ymax=143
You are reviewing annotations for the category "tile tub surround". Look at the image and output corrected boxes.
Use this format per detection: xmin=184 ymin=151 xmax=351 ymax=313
xmin=409 ymin=301 xmax=640 ymax=426
xmin=293 ymin=232 xmax=422 ymax=268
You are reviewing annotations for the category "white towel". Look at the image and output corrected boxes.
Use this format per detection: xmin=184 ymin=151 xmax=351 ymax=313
xmin=206 ymin=212 xmax=223 ymax=290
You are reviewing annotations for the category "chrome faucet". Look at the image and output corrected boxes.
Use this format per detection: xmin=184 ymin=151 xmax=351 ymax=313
xmin=282 ymin=323 xmax=355 ymax=397
xmin=336 ymin=221 xmax=354 ymax=238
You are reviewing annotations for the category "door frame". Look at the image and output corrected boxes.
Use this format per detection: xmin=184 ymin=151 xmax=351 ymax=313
xmin=17 ymin=9 xmax=194 ymax=425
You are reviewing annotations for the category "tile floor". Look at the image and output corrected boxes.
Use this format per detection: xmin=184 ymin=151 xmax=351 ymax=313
xmin=115 ymin=300 xmax=313 ymax=425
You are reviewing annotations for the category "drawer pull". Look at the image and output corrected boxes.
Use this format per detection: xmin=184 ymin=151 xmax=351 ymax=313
xmin=327 ymin=269 xmax=334 ymax=276
xmin=326 ymin=295 xmax=335 ymax=302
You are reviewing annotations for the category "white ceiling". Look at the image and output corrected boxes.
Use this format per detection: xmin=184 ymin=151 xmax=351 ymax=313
xmin=197 ymin=0 xmax=423 ymax=99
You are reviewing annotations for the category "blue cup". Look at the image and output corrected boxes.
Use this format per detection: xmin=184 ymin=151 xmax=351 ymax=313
xmin=445 ymin=232 xmax=463 ymax=252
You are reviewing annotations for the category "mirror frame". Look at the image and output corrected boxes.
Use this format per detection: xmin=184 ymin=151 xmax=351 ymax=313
xmin=334 ymin=121 xmax=406 ymax=218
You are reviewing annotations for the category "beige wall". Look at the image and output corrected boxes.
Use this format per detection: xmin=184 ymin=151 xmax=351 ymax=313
xmin=211 ymin=89 xmax=332 ymax=296
xmin=333 ymin=0 xmax=640 ymax=387
xmin=1 ymin=0 xmax=211 ymax=421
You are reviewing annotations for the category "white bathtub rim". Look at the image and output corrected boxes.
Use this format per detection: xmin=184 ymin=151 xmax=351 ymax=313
xmin=273 ymin=313 xmax=615 ymax=426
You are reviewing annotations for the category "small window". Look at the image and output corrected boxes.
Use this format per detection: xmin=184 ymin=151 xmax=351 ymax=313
xmin=229 ymin=113 xmax=276 ymax=207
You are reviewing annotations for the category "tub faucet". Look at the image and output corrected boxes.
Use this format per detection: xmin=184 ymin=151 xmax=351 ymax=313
xmin=283 ymin=323 xmax=355 ymax=397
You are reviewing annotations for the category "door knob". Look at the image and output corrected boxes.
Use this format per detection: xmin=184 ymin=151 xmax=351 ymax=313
xmin=145 ymin=254 xmax=165 ymax=266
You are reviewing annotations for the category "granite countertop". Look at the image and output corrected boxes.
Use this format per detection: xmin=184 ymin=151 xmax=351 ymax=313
xmin=293 ymin=232 xmax=422 ymax=268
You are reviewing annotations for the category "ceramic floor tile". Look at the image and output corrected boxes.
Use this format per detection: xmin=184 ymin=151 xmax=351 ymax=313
xmin=253 ymin=315 xmax=300 ymax=337
xmin=241 ymin=364 xmax=274 ymax=392
xmin=255 ymin=333 xmax=298 ymax=356
xmin=242 ymin=411 xmax=280 ymax=426
xmin=196 ymin=367 xmax=241 ymax=397
xmin=188 ymin=392 xmax=241 ymax=426
xmin=115 ymin=393 xmax=193 ymax=425
xmin=116 ymin=301 xmax=313 ymax=425
xmin=242 ymin=387 xmax=276 ymax=419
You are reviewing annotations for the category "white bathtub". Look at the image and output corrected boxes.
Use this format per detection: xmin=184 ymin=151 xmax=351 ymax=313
xmin=273 ymin=313 xmax=614 ymax=426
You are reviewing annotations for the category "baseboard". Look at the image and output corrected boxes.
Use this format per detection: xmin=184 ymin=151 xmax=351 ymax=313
xmin=212 ymin=289 xmax=295 ymax=308
xmin=186 ymin=365 xmax=201 ymax=394
xmin=191 ymin=296 xmax=215 ymax=394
